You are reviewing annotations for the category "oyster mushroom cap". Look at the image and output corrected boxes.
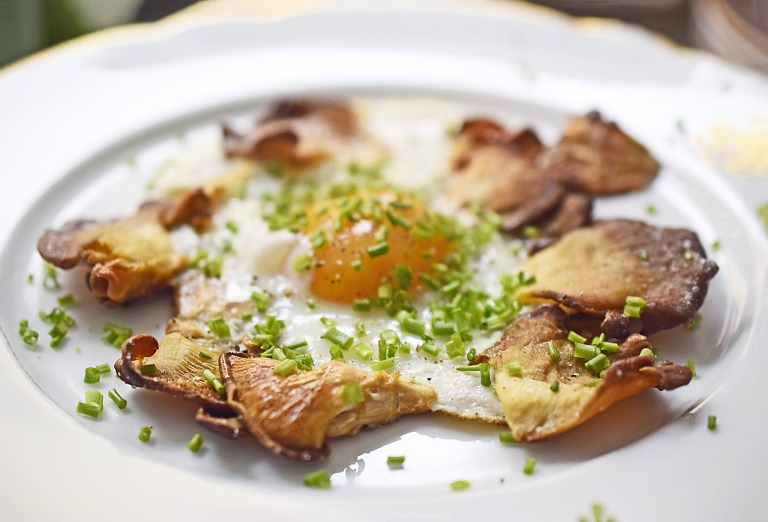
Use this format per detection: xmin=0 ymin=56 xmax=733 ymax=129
xmin=220 ymin=354 xmax=437 ymax=461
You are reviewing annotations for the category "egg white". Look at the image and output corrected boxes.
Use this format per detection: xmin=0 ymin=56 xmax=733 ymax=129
xmin=166 ymin=97 xmax=528 ymax=423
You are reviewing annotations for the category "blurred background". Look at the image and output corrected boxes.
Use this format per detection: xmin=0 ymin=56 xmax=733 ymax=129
xmin=1 ymin=0 xmax=767 ymax=73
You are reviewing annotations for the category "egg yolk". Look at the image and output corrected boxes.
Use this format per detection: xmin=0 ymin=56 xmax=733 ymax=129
xmin=302 ymin=191 xmax=455 ymax=303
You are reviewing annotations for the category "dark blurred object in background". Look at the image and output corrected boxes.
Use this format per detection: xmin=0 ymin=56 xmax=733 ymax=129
xmin=135 ymin=0 xmax=196 ymax=21
xmin=692 ymin=0 xmax=768 ymax=72
xmin=1 ymin=0 xmax=767 ymax=74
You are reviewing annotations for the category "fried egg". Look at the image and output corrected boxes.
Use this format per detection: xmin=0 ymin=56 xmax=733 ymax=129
xmin=164 ymin=98 xmax=527 ymax=423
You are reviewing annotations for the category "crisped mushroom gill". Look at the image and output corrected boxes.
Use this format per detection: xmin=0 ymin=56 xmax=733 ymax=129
xmin=116 ymin=333 xmax=232 ymax=415
xmin=220 ymin=354 xmax=437 ymax=461
xmin=475 ymin=305 xmax=692 ymax=442
xmin=38 ymin=204 xmax=187 ymax=304
xmin=519 ymin=219 xmax=719 ymax=334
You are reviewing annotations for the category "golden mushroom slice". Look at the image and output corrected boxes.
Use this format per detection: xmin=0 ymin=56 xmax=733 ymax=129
xmin=37 ymin=204 xmax=188 ymax=304
xmin=116 ymin=333 xmax=233 ymax=415
xmin=222 ymin=98 xmax=386 ymax=173
xmin=519 ymin=219 xmax=719 ymax=334
xmin=475 ymin=305 xmax=692 ymax=442
xmin=537 ymin=111 xmax=659 ymax=195
xmin=220 ymin=354 xmax=437 ymax=461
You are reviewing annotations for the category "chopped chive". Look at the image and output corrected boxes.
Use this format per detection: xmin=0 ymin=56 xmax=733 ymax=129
xmin=392 ymin=265 xmax=413 ymax=290
xmin=547 ymin=340 xmax=560 ymax=363
xmin=320 ymin=316 xmax=337 ymax=327
xmin=550 ymin=380 xmax=560 ymax=392
xmin=707 ymin=415 xmax=717 ymax=431
xmin=523 ymin=226 xmax=540 ymax=238
xmin=585 ymin=353 xmax=610 ymax=376
xmin=350 ymin=259 xmax=363 ymax=271
xmin=568 ymin=331 xmax=587 ymax=344
xmin=202 ymin=369 xmax=225 ymax=395
xmin=573 ymin=342 xmax=598 ymax=360
xmin=624 ymin=295 xmax=646 ymax=318
xmin=685 ymin=359 xmax=697 ymax=378
xmin=94 ymin=363 xmax=111 ymax=374
xmin=354 ymin=320 xmax=366 ymax=337
xmin=310 ymin=229 xmax=327 ymax=248
xmin=83 ymin=367 xmax=100 ymax=384
xmin=352 ymin=342 xmax=374 ymax=360
xmin=639 ymin=348 xmax=655 ymax=358
xmin=523 ymin=457 xmax=536 ymax=475
xmin=292 ymin=251 xmax=313 ymax=272
xmin=329 ymin=345 xmax=344 ymax=360
xmin=306 ymin=298 xmax=316 ymax=309
xmin=499 ymin=432 xmax=519 ymax=444
xmin=108 ymin=389 xmax=127 ymax=409
xmin=140 ymin=363 xmax=158 ymax=376
xmin=371 ymin=357 xmax=395 ymax=372
xmin=418 ymin=273 xmax=440 ymax=290
xmin=199 ymin=351 xmax=212 ymax=360
xmin=85 ymin=389 xmax=103 ymax=407
xmin=225 ymin=220 xmax=239 ymax=234
xmin=375 ymin=225 xmax=389 ymax=242
xmin=342 ymin=382 xmax=365 ymax=406
xmin=284 ymin=340 xmax=308 ymax=351
xmin=42 ymin=260 xmax=60 ymax=290
xmin=353 ymin=299 xmax=371 ymax=312
xmin=402 ymin=317 xmax=426 ymax=337
xmin=685 ymin=312 xmax=702 ymax=331
xmin=188 ymin=433 xmax=204 ymax=453
xmin=304 ymin=469 xmax=331 ymax=489
xmin=366 ymin=242 xmax=389 ymax=258
xmin=208 ymin=317 xmax=231 ymax=339
xmin=646 ymin=203 xmax=657 ymax=215
xmin=639 ymin=249 xmax=649 ymax=261
xmin=387 ymin=456 xmax=405 ymax=468
xmin=273 ymin=358 xmax=298 ymax=377
xmin=76 ymin=402 xmax=101 ymax=418
xmin=466 ymin=347 xmax=477 ymax=362
xmin=322 ymin=327 xmax=354 ymax=350
xmin=138 ymin=426 xmax=152 ymax=443
xmin=450 ymin=480 xmax=471 ymax=491
xmin=48 ymin=324 xmax=68 ymax=348
xmin=102 ymin=322 xmax=133 ymax=348
xmin=711 ymin=240 xmax=721 ymax=250
xmin=418 ymin=341 xmax=439 ymax=357
xmin=57 ymin=293 xmax=75 ymax=307
xmin=506 ymin=361 xmax=523 ymax=377
xmin=599 ymin=341 xmax=619 ymax=353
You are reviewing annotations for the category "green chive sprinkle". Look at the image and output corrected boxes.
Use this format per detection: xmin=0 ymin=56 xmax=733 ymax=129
xmin=547 ymin=340 xmax=560 ymax=363
xmin=83 ymin=367 xmax=100 ymax=384
xmin=329 ymin=345 xmax=344 ymax=360
xmin=499 ymin=432 xmax=519 ymax=444
xmin=42 ymin=260 xmax=60 ymax=290
xmin=352 ymin=342 xmax=374 ymax=360
xmin=568 ymin=331 xmax=587 ymax=344
xmin=685 ymin=359 xmax=697 ymax=378
xmin=646 ymin=203 xmax=657 ymax=215
xmin=350 ymin=259 xmax=363 ymax=271
xmin=639 ymin=348 xmax=655 ymax=358
xmin=550 ymin=380 xmax=560 ymax=392
xmin=273 ymin=359 xmax=298 ymax=377
xmin=304 ymin=469 xmax=331 ymax=489
xmin=57 ymin=294 xmax=75 ymax=307
xmin=506 ymin=361 xmax=523 ymax=377
xmin=202 ymin=369 xmax=225 ymax=395
xmin=353 ymin=299 xmax=371 ymax=312
xmin=208 ymin=317 xmax=231 ymax=339
xmin=708 ymin=415 xmax=717 ymax=431
xmin=585 ymin=353 xmax=610 ymax=376
xmin=76 ymin=402 xmax=101 ymax=418
xmin=199 ymin=351 xmax=212 ymax=360
xmin=140 ymin=363 xmax=158 ymax=376
xmin=102 ymin=322 xmax=133 ymax=348
xmin=393 ymin=265 xmax=413 ymax=290
xmin=292 ymin=251 xmax=313 ymax=272
xmin=342 ymin=382 xmax=365 ymax=406
xmin=188 ymin=433 xmax=204 ymax=453
xmin=450 ymin=480 xmax=471 ymax=491
xmin=623 ymin=295 xmax=646 ymax=318
xmin=322 ymin=327 xmax=354 ymax=350
xmin=523 ymin=457 xmax=536 ymax=475
xmin=108 ymin=389 xmax=127 ymax=409
xmin=371 ymin=358 xmax=395 ymax=372
xmin=387 ymin=456 xmax=405 ymax=468
xmin=138 ymin=426 xmax=152 ymax=443
xmin=418 ymin=341 xmax=439 ymax=357
xmin=366 ymin=242 xmax=389 ymax=258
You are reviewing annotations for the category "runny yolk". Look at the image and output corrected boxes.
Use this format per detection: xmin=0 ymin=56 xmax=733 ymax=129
xmin=302 ymin=191 xmax=455 ymax=303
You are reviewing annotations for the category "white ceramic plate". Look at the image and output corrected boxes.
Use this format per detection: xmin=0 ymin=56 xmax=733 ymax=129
xmin=2 ymin=2 xmax=768 ymax=520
